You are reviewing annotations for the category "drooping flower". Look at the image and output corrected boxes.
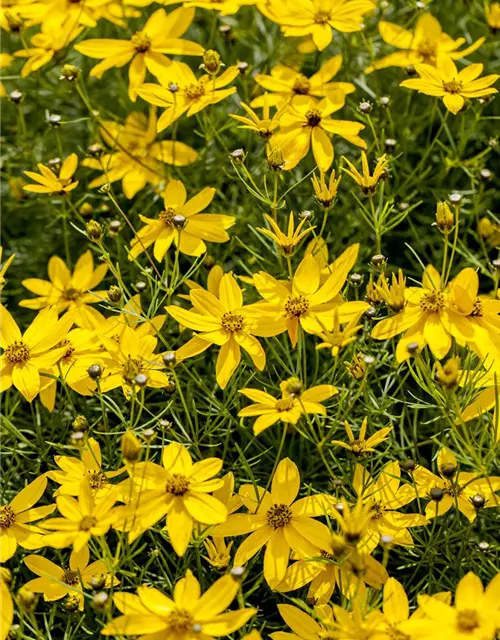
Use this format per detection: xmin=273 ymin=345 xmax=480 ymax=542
xmin=342 ymin=151 xmax=388 ymax=195
xmin=311 ymin=169 xmax=341 ymax=208
xmin=331 ymin=418 xmax=392 ymax=455
xmin=230 ymin=94 xmax=284 ymax=140
xmin=23 ymin=153 xmax=79 ymax=195
xmin=314 ymin=308 xmax=364 ymax=357
xmin=257 ymin=212 xmax=315 ymax=257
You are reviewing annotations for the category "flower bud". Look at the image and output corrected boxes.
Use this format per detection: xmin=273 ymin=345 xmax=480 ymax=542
xmin=92 ymin=592 xmax=109 ymax=610
xmin=143 ymin=428 xmax=155 ymax=442
xmin=401 ymin=458 xmax=416 ymax=472
xmin=121 ymin=430 xmax=142 ymax=463
xmin=163 ymin=351 xmax=176 ymax=366
xmin=429 ymin=487 xmax=444 ymax=502
xmin=70 ymin=431 xmax=86 ymax=447
xmin=109 ymin=220 xmax=121 ymax=234
xmin=478 ymin=541 xmax=489 ymax=551
xmin=134 ymin=373 xmax=147 ymax=388
xmin=203 ymin=50 xmax=221 ymax=75
xmin=172 ymin=214 xmax=187 ymax=229
xmin=440 ymin=463 xmax=457 ymax=478
xmin=230 ymin=148 xmax=246 ymax=165
xmin=90 ymin=573 xmax=106 ymax=590
xmin=88 ymin=143 xmax=104 ymax=157
xmin=47 ymin=113 xmax=62 ymax=127
xmin=65 ymin=594 xmax=80 ymax=612
xmin=435 ymin=356 xmax=460 ymax=390
xmin=371 ymin=253 xmax=386 ymax=267
xmin=9 ymin=90 xmax=23 ymax=104
xmin=18 ymin=587 xmax=37 ymax=611
xmin=349 ymin=273 xmax=363 ymax=286
xmin=237 ymin=61 xmax=249 ymax=74
xmin=1 ymin=567 xmax=12 ymax=585
xmin=107 ymin=285 xmax=122 ymax=304
xmin=268 ymin=147 xmax=285 ymax=171
xmin=480 ymin=168 xmax=492 ymax=182
xmin=471 ymin=494 xmax=486 ymax=509
xmin=79 ymin=202 xmax=94 ymax=217
xmin=135 ymin=281 xmax=147 ymax=293
xmin=86 ymin=220 xmax=103 ymax=243
xmin=448 ymin=191 xmax=462 ymax=205
xmin=285 ymin=376 xmax=302 ymax=397
xmin=87 ymin=364 xmax=102 ymax=380
xmin=230 ymin=566 xmax=245 ymax=579
xmin=60 ymin=64 xmax=79 ymax=82
xmin=358 ymin=101 xmax=372 ymax=114
xmin=72 ymin=415 xmax=89 ymax=433
xmin=435 ymin=202 xmax=454 ymax=234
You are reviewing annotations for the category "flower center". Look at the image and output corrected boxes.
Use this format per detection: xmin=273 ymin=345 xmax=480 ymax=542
xmin=166 ymin=609 xmax=195 ymax=633
xmin=122 ymin=357 xmax=143 ymax=383
xmin=266 ymin=503 xmax=293 ymax=529
xmin=419 ymin=291 xmax=445 ymax=312
xmin=0 ymin=505 xmax=16 ymax=529
xmin=185 ymin=83 xmax=206 ymax=100
xmin=443 ymin=79 xmax=463 ymax=94
xmin=159 ymin=206 xmax=176 ymax=226
xmin=314 ymin=9 xmax=331 ymax=24
xmin=305 ymin=108 xmax=322 ymax=127
xmin=87 ymin=470 xmax=107 ymax=490
xmin=350 ymin=440 xmax=366 ymax=455
xmin=369 ymin=501 xmax=384 ymax=520
xmin=63 ymin=287 xmax=82 ymax=301
xmin=456 ymin=610 xmax=480 ymax=632
xmin=221 ymin=312 xmax=244 ymax=332
xmin=56 ymin=339 xmax=75 ymax=359
xmin=417 ymin=39 xmax=437 ymax=61
xmin=79 ymin=515 xmax=97 ymax=531
xmin=285 ymin=295 xmax=310 ymax=317
xmin=470 ymin=297 xmax=483 ymax=317
xmin=386 ymin=626 xmax=410 ymax=640
xmin=131 ymin=31 xmax=151 ymax=53
xmin=165 ymin=473 xmax=190 ymax=496
xmin=62 ymin=568 xmax=79 ymax=586
xmin=276 ymin=397 xmax=295 ymax=412
xmin=292 ymin=75 xmax=311 ymax=95
xmin=5 ymin=340 xmax=30 ymax=364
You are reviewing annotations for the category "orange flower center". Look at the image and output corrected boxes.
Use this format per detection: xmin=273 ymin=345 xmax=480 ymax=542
xmin=285 ymin=295 xmax=310 ymax=317
xmin=314 ymin=9 xmax=331 ymax=24
xmin=63 ymin=287 xmax=82 ymax=301
xmin=305 ymin=108 xmax=322 ymax=127
xmin=419 ymin=291 xmax=444 ymax=312
xmin=0 ymin=505 xmax=16 ymax=528
xmin=456 ymin=610 xmax=480 ymax=633
xmin=80 ymin=515 xmax=97 ymax=531
xmin=185 ymin=83 xmax=206 ymax=100
xmin=292 ymin=75 xmax=311 ymax=95
xmin=470 ymin=297 xmax=483 ymax=317
xmin=62 ymin=568 xmax=80 ymax=586
xmin=275 ymin=397 xmax=295 ymax=412
xmin=131 ymin=31 xmax=151 ymax=53
xmin=165 ymin=473 xmax=190 ymax=496
xmin=443 ymin=79 xmax=463 ymax=94
xmin=87 ymin=470 xmax=107 ymax=490
xmin=166 ymin=609 xmax=195 ymax=633
xmin=266 ymin=503 xmax=293 ymax=529
xmin=5 ymin=340 xmax=30 ymax=364
xmin=221 ymin=312 xmax=244 ymax=332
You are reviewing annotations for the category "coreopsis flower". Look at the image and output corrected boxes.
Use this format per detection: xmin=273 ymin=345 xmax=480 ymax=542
xmin=412 ymin=448 xmax=500 ymax=521
xmin=461 ymin=369 xmax=500 ymax=439
xmin=83 ymin=110 xmax=199 ymax=198
xmin=0 ymin=247 xmax=15 ymax=290
xmin=315 ymin=308 xmax=364 ymax=357
xmin=0 ymin=476 xmax=55 ymax=562
xmin=342 ymin=152 xmax=388 ymax=195
xmin=365 ymin=13 xmax=485 ymax=73
xmin=374 ymin=269 xmax=406 ymax=312
xmin=311 ymin=170 xmax=341 ymax=208
xmin=23 ymin=546 xmax=119 ymax=610
xmin=118 ymin=442 xmax=227 ymax=555
xmin=353 ymin=461 xmax=426 ymax=552
xmin=13 ymin=16 xmax=82 ymax=77
xmin=238 ymin=380 xmax=337 ymax=435
xmin=332 ymin=418 xmax=392 ymax=455
xmin=47 ymin=437 xmax=125 ymax=499
xmin=1 ymin=570 xmax=13 ymax=640
xmin=20 ymin=251 xmax=107 ymax=329
xmin=137 ymin=61 xmax=239 ymax=132
xmin=101 ymin=570 xmax=256 ymax=638
xmin=400 ymin=56 xmax=499 ymax=115
xmin=0 ymin=305 xmax=72 ymax=402
xmin=42 ymin=481 xmax=118 ymax=551
xmin=23 ymin=153 xmax=79 ymax=195
xmin=183 ymin=0 xmax=257 ymax=14
xmin=74 ymin=8 xmax=204 ymax=101
xmin=272 ymin=96 xmax=366 ymax=172
xmin=257 ymin=213 xmax=315 ymax=257
xmin=486 ymin=3 xmax=500 ymax=30
xmin=250 ymin=56 xmax=355 ymax=108
xmin=128 ymin=179 xmax=235 ymax=261
xmin=203 ymin=537 xmax=233 ymax=570
xmin=401 ymin=572 xmax=500 ymax=640
xmin=97 ymin=294 xmax=166 ymax=343
xmin=167 ymin=272 xmax=282 ymax=389
xmin=230 ymin=94 xmax=284 ymax=139
xmin=260 ymin=0 xmax=375 ymax=51
xmin=214 ymin=458 xmax=335 ymax=587
xmin=249 ymin=245 xmax=367 ymax=347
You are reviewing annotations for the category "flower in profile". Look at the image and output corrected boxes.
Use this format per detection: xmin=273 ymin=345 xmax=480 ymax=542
xmin=23 ymin=546 xmax=119 ymax=610
xmin=230 ymin=94 xmax=284 ymax=140
xmin=486 ymin=3 xmax=500 ymax=31
xmin=214 ymin=458 xmax=335 ymax=587
xmin=203 ymin=537 xmax=233 ymax=570
xmin=74 ymin=8 xmax=204 ymax=101
xmin=342 ymin=152 xmax=388 ymax=195
xmin=101 ymin=570 xmax=256 ymax=637
xmin=311 ymin=170 xmax=341 ymax=208
xmin=373 ymin=270 xmax=406 ymax=312
xmin=332 ymin=418 xmax=392 ymax=455
xmin=97 ymin=294 xmax=166 ymax=343
xmin=20 ymin=251 xmax=107 ymax=329
xmin=119 ymin=442 xmax=227 ymax=556
xmin=365 ymin=13 xmax=485 ymax=72
xmin=238 ymin=380 xmax=337 ymax=435
xmin=257 ymin=212 xmax=315 ymax=257
xmin=315 ymin=308 xmax=364 ymax=357
xmin=23 ymin=153 xmax=79 ymax=195
xmin=0 ymin=476 xmax=55 ymax=562
xmin=400 ymin=55 xmax=499 ymax=115
xmin=0 ymin=247 xmax=15 ymax=290
xmin=251 ymin=56 xmax=355 ymax=107
xmin=129 ymin=179 xmax=235 ymax=261
xmin=82 ymin=110 xmax=199 ymax=198
xmin=272 ymin=96 xmax=366 ymax=172
xmin=0 ymin=305 xmax=72 ymax=402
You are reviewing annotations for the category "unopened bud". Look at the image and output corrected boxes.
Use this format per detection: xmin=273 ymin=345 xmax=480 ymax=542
xmin=440 ymin=463 xmax=457 ymax=478
xmin=349 ymin=273 xmax=363 ymax=286
xmin=448 ymin=191 xmax=462 ymax=205
xmin=92 ymin=592 xmax=109 ymax=610
xmin=203 ymin=50 xmax=221 ymax=75
xmin=268 ymin=147 xmax=285 ymax=171
xmin=401 ymin=458 xmax=416 ymax=472
xmin=230 ymin=148 xmax=246 ymax=164
xmin=109 ymin=220 xmax=121 ymax=234
xmin=429 ymin=487 xmax=444 ymax=502
xmin=358 ymin=101 xmax=372 ymax=114
xmin=90 ymin=573 xmax=106 ymax=591
xmin=143 ymin=428 xmax=155 ymax=442
xmin=471 ymin=494 xmax=486 ymax=509
xmin=72 ymin=415 xmax=89 ymax=433
xmin=435 ymin=202 xmax=454 ymax=234
xmin=65 ymin=594 xmax=80 ymax=612
xmin=285 ymin=376 xmax=302 ymax=397
xmin=107 ymin=285 xmax=122 ymax=304
xmin=371 ymin=253 xmax=386 ymax=267
xmin=86 ymin=220 xmax=103 ymax=243
xmin=237 ymin=61 xmax=249 ymax=74
xmin=172 ymin=214 xmax=187 ymax=229
xmin=9 ymin=90 xmax=23 ymax=104
xmin=18 ymin=587 xmax=36 ymax=611
xmin=87 ymin=364 xmax=102 ymax=380
xmin=134 ymin=373 xmax=147 ymax=388
xmin=1 ymin=567 xmax=12 ymax=585
xmin=79 ymin=202 xmax=93 ymax=217
xmin=60 ymin=64 xmax=79 ymax=81
xmin=121 ymin=430 xmax=142 ymax=463
xmin=135 ymin=281 xmax=147 ymax=293
xmin=163 ymin=351 xmax=176 ymax=366
xmin=230 ymin=566 xmax=245 ymax=579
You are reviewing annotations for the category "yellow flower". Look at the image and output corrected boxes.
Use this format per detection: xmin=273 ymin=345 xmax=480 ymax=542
xmin=214 ymin=458 xmax=335 ymax=587
xmin=129 ymin=178 xmax=235 ymax=261
xmin=0 ymin=53 xmax=13 ymax=98
xmin=257 ymin=212 xmax=315 ymax=257
xmin=137 ymin=61 xmax=239 ymax=132
xmin=182 ymin=0 xmax=257 ymax=15
xmin=402 ymin=572 xmax=500 ymax=640
xmin=331 ymin=418 xmax=392 ymax=455
xmin=273 ymin=96 xmax=366 ymax=172
xmin=42 ymin=481 xmax=118 ymax=552
xmin=82 ymin=110 xmax=199 ymax=198
xmin=400 ymin=55 xmax=499 ymax=115
xmin=167 ymin=272 xmax=282 ymax=389
xmin=250 ymin=56 xmax=355 ymax=108
xmin=365 ymin=13 xmax=485 ymax=72
xmin=373 ymin=269 xmax=406 ymax=312
xmin=342 ymin=151 xmax=388 ymax=195
xmin=23 ymin=546 xmax=119 ymax=610
xmin=230 ymin=94 xmax=284 ymax=139
xmin=238 ymin=380 xmax=337 ymax=435
xmin=314 ymin=308 xmax=364 ymax=357
xmin=486 ymin=2 xmax=500 ymax=30
xmin=0 ymin=476 xmax=55 ymax=562
xmin=101 ymin=569 xmax=256 ymax=638
xmin=20 ymin=251 xmax=107 ymax=329
xmin=0 ymin=305 xmax=72 ymax=402
xmin=261 ymin=0 xmax=375 ymax=51
xmin=74 ymin=8 xmax=204 ymax=101
xmin=203 ymin=537 xmax=233 ymax=570
xmin=23 ymin=153 xmax=79 ymax=195
xmin=461 ymin=369 xmax=500 ymax=439
xmin=311 ymin=169 xmax=341 ymax=208
xmin=96 ymin=293 xmax=166 ymax=343
xmin=0 ymin=247 xmax=15 ymax=290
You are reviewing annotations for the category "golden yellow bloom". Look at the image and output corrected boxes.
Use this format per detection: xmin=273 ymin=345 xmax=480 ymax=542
xmin=331 ymin=418 xmax=392 ymax=454
xmin=1 ymin=570 xmax=13 ymax=640
xmin=345 ymin=352 xmax=367 ymax=379
xmin=365 ymin=13 xmax=485 ymax=72
xmin=96 ymin=294 xmax=166 ymax=343
xmin=0 ymin=247 xmax=15 ymax=290
xmin=461 ymin=369 xmax=500 ymax=439
xmin=238 ymin=380 xmax=337 ymax=435
xmin=315 ymin=308 xmax=363 ymax=357
xmin=23 ymin=153 xmax=78 ymax=195
xmin=311 ymin=169 xmax=341 ymax=208
xmin=230 ymin=94 xmax=284 ymax=139
xmin=486 ymin=2 xmax=500 ymax=30
xmin=257 ymin=212 xmax=314 ymax=257
xmin=250 ymin=55 xmax=355 ymax=107
xmin=374 ymin=269 xmax=406 ymax=312
xmin=83 ymin=110 xmax=199 ymax=198
xmin=435 ymin=355 xmax=461 ymax=389
xmin=342 ymin=151 xmax=388 ymax=195
xmin=101 ymin=570 xmax=256 ymax=638
xmin=20 ymin=251 xmax=107 ymax=329
xmin=400 ymin=55 xmax=499 ymax=115
xmin=74 ymin=8 xmax=204 ymax=101
xmin=203 ymin=537 xmax=233 ymax=570
xmin=129 ymin=178 xmax=235 ymax=261
xmin=0 ymin=476 xmax=55 ymax=562
xmin=23 ymin=546 xmax=119 ymax=610
xmin=182 ymin=0 xmax=257 ymax=14
xmin=0 ymin=305 xmax=72 ymax=402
